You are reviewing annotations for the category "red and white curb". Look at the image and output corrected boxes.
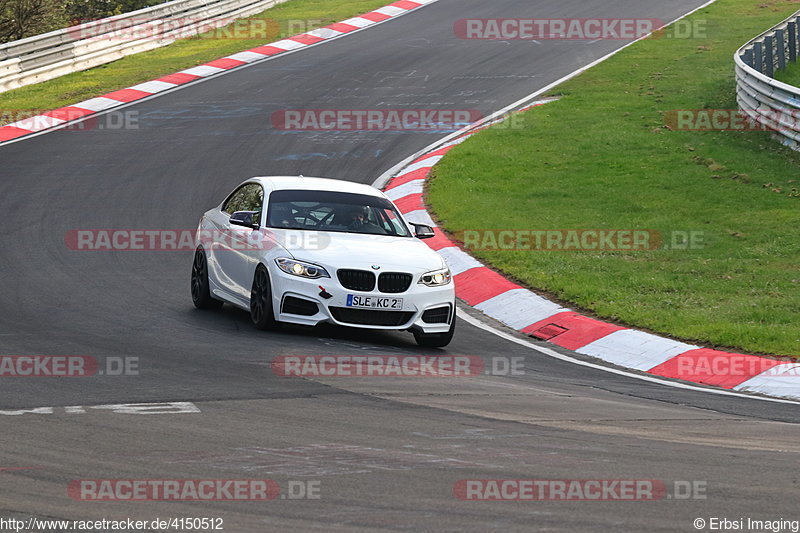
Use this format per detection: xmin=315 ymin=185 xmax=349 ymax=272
xmin=384 ymin=101 xmax=800 ymax=402
xmin=0 ymin=0 xmax=438 ymax=144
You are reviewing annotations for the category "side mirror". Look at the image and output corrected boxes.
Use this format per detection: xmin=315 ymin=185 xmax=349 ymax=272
xmin=230 ymin=211 xmax=259 ymax=229
xmin=411 ymin=223 xmax=435 ymax=239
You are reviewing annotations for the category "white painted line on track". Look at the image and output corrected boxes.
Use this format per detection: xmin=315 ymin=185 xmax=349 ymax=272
xmin=0 ymin=402 xmax=201 ymax=416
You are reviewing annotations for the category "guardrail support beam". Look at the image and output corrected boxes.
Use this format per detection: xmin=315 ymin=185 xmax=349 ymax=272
xmin=789 ymin=22 xmax=797 ymax=62
xmin=754 ymin=41 xmax=764 ymax=73
xmin=743 ymin=49 xmax=754 ymax=68
xmin=765 ymin=35 xmax=775 ymax=77
xmin=777 ymin=29 xmax=787 ymax=70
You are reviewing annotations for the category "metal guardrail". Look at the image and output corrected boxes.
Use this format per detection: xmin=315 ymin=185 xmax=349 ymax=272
xmin=0 ymin=0 xmax=288 ymax=93
xmin=735 ymin=9 xmax=800 ymax=150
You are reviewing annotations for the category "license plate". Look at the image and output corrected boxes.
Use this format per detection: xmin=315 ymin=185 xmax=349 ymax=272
xmin=346 ymin=295 xmax=403 ymax=310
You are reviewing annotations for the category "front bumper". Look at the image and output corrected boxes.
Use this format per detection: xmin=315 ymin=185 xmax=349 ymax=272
xmin=270 ymin=268 xmax=455 ymax=333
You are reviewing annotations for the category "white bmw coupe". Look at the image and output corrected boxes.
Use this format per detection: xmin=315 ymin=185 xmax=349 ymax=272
xmin=191 ymin=176 xmax=456 ymax=347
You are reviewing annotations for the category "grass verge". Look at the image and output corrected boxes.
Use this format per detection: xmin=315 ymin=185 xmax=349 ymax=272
xmin=774 ymin=48 xmax=800 ymax=85
xmin=0 ymin=0 xmax=389 ymax=123
xmin=429 ymin=0 xmax=800 ymax=356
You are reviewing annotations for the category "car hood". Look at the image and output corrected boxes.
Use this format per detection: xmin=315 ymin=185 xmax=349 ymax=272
xmin=271 ymin=230 xmax=446 ymax=272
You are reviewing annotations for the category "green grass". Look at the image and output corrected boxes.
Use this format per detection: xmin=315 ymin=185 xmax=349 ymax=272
xmin=0 ymin=0 xmax=388 ymax=122
xmin=774 ymin=51 xmax=800 ymax=85
xmin=429 ymin=0 xmax=800 ymax=357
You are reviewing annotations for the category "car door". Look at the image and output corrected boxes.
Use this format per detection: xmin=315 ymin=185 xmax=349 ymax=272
xmin=209 ymin=182 xmax=264 ymax=300
xmin=227 ymin=184 xmax=266 ymax=297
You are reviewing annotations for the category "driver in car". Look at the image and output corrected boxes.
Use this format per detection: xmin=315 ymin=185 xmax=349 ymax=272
xmin=270 ymin=204 xmax=293 ymax=228
xmin=344 ymin=206 xmax=381 ymax=233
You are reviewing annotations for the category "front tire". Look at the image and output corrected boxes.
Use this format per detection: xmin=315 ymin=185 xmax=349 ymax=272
xmin=191 ymin=248 xmax=223 ymax=310
xmin=413 ymin=315 xmax=456 ymax=348
xmin=250 ymin=265 xmax=277 ymax=330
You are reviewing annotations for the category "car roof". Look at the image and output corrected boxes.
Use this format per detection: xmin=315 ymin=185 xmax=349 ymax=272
xmin=249 ymin=176 xmax=384 ymax=197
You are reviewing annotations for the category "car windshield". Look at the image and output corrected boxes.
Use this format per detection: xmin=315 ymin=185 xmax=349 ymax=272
xmin=266 ymin=189 xmax=412 ymax=237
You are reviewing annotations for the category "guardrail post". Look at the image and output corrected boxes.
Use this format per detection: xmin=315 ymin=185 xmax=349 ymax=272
xmin=765 ymin=35 xmax=775 ymax=77
xmin=796 ymin=16 xmax=800 ymax=57
xmin=777 ymin=29 xmax=787 ymax=70
xmin=754 ymin=41 xmax=764 ymax=73
xmin=743 ymin=49 xmax=754 ymax=68
xmin=789 ymin=22 xmax=797 ymax=62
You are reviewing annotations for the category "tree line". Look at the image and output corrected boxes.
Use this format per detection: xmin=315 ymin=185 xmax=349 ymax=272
xmin=0 ymin=0 xmax=167 ymax=43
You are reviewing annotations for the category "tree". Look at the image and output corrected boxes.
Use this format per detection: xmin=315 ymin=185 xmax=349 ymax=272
xmin=0 ymin=0 xmax=166 ymax=43
xmin=63 ymin=0 xmax=164 ymax=24
xmin=63 ymin=0 xmax=118 ymax=23
xmin=0 ymin=0 xmax=66 ymax=42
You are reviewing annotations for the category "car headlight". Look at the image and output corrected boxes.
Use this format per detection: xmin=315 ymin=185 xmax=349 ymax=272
xmin=275 ymin=258 xmax=330 ymax=279
xmin=419 ymin=267 xmax=452 ymax=287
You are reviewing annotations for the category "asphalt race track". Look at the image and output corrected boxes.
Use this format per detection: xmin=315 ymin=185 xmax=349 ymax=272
xmin=1 ymin=0 xmax=799 ymax=531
